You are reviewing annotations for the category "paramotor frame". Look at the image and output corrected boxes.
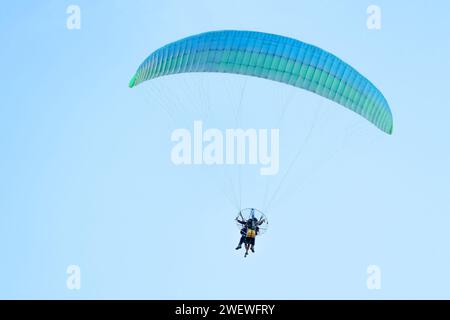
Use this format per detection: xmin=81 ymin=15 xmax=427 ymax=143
xmin=235 ymin=208 xmax=269 ymax=235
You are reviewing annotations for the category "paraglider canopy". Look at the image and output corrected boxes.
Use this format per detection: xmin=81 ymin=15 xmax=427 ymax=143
xmin=236 ymin=208 xmax=269 ymax=235
xmin=129 ymin=30 xmax=393 ymax=134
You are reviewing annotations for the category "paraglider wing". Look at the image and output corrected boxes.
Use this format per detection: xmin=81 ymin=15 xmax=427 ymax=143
xmin=129 ymin=30 xmax=393 ymax=134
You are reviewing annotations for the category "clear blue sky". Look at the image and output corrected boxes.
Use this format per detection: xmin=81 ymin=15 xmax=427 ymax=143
xmin=1 ymin=0 xmax=449 ymax=299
